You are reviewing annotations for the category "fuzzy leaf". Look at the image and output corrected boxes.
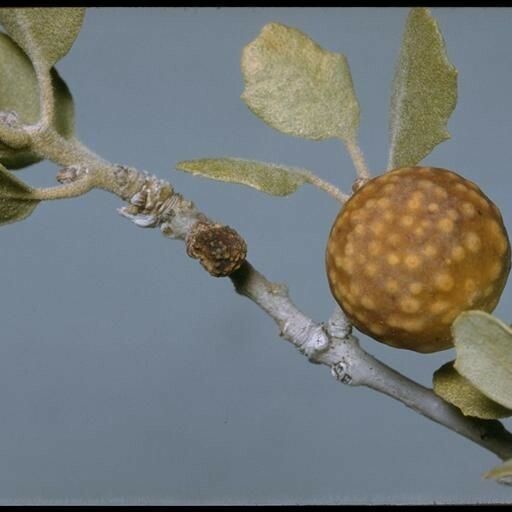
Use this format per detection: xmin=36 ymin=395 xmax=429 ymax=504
xmin=0 ymin=33 xmax=74 ymax=169
xmin=433 ymin=361 xmax=512 ymax=420
xmin=484 ymin=459 xmax=512 ymax=486
xmin=0 ymin=7 xmax=85 ymax=69
xmin=0 ymin=162 xmax=39 ymax=225
xmin=241 ymin=22 xmax=360 ymax=142
xmin=176 ymin=158 xmax=311 ymax=196
xmin=388 ymin=8 xmax=458 ymax=169
xmin=452 ymin=311 xmax=512 ymax=410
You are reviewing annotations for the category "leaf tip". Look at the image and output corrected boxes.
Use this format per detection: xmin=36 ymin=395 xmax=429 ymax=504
xmin=482 ymin=466 xmax=512 ymax=485
xmin=175 ymin=160 xmax=194 ymax=172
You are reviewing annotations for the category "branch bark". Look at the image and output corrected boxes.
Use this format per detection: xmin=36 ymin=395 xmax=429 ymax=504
xmin=231 ymin=262 xmax=512 ymax=461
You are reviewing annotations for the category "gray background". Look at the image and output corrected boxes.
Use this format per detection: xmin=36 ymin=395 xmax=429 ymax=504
xmin=1 ymin=7 xmax=511 ymax=505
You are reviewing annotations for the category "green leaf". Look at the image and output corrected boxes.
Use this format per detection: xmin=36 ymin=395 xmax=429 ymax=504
xmin=0 ymin=7 xmax=85 ymax=69
xmin=0 ymin=162 xmax=39 ymax=225
xmin=388 ymin=8 xmax=458 ymax=170
xmin=433 ymin=361 xmax=512 ymax=420
xmin=0 ymin=33 xmax=75 ymax=169
xmin=484 ymin=459 xmax=512 ymax=486
xmin=176 ymin=158 xmax=311 ymax=197
xmin=241 ymin=22 xmax=360 ymax=143
xmin=452 ymin=311 xmax=512 ymax=410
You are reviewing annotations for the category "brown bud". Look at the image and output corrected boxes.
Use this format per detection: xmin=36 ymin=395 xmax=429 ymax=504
xmin=326 ymin=166 xmax=511 ymax=353
xmin=186 ymin=221 xmax=247 ymax=277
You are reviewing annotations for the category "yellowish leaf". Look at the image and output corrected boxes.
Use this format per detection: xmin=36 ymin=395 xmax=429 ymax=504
xmin=176 ymin=158 xmax=311 ymax=197
xmin=0 ymin=162 xmax=39 ymax=225
xmin=241 ymin=22 xmax=360 ymax=143
xmin=483 ymin=458 xmax=512 ymax=486
xmin=0 ymin=33 xmax=74 ymax=169
xmin=453 ymin=311 xmax=512 ymax=410
xmin=0 ymin=7 xmax=85 ymax=68
xmin=433 ymin=361 xmax=512 ymax=420
xmin=388 ymin=8 xmax=457 ymax=169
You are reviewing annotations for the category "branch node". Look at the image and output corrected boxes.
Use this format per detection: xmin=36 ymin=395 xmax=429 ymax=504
xmin=130 ymin=191 xmax=147 ymax=207
xmin=117 ymin=169 xmax=179 ymax=228
xmin=331 ymin=359 xmax=353 ymax=385
xmin=0 ymin=110 xmax=31 ymax=149
xmin=160 ymin=222 xmax=177 ymax=239
xmin=0 ymin=110 xmax=20 ymax=128
xmin=302 ymin=326 xmax=331 ymax=363
xmin=326 ymin=307 xmax=353 ymax=340
xmin=186 ymin=220 xmax=247 ymax=277
xmin=56 ymin=164 xmax=89 ymax=184
xmin=118 ymin=208 xmax=159 ymax=228
xmin=112 ymin=164 xmax=146 ymax=197
xmin=269 ymin=282 xmax=288 ymax=297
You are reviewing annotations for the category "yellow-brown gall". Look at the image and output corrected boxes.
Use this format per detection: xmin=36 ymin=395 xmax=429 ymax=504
xmin=325 ymin=166 xmax=511 ymax=353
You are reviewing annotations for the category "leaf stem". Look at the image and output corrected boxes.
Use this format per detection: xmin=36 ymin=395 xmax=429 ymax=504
xmin=345 ymin=138 xmax=371 ymax=181
xmin=304 ymin=172 xmax=349 ymax=204
xmin=34 ymin=63 xmax=55 ymax=130
xmin=30 ymin=130 xmax=107 ymax=169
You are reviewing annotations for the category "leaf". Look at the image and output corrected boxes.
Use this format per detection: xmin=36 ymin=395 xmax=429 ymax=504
xmin=0 ymin=162 xmax=39 ymax=225
xmin=240 ymin=22 xmax=360 ymax=143
xmin=0 ymin=33 xmax=75 ymax=169
xmin=176 ymin=158 xmax=310 ymax=197
xmin=452 ymin=311 xmax=512 ymax=410
xmin=0 ymin=7 xmax=85 ymax=69
xmin=484 ymin=459 xmax=512 ymax=486
xmin=433 ymin=361 xmax=512 ymax=420
xmin=388 ymin=8 xmax=458 ymax=170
